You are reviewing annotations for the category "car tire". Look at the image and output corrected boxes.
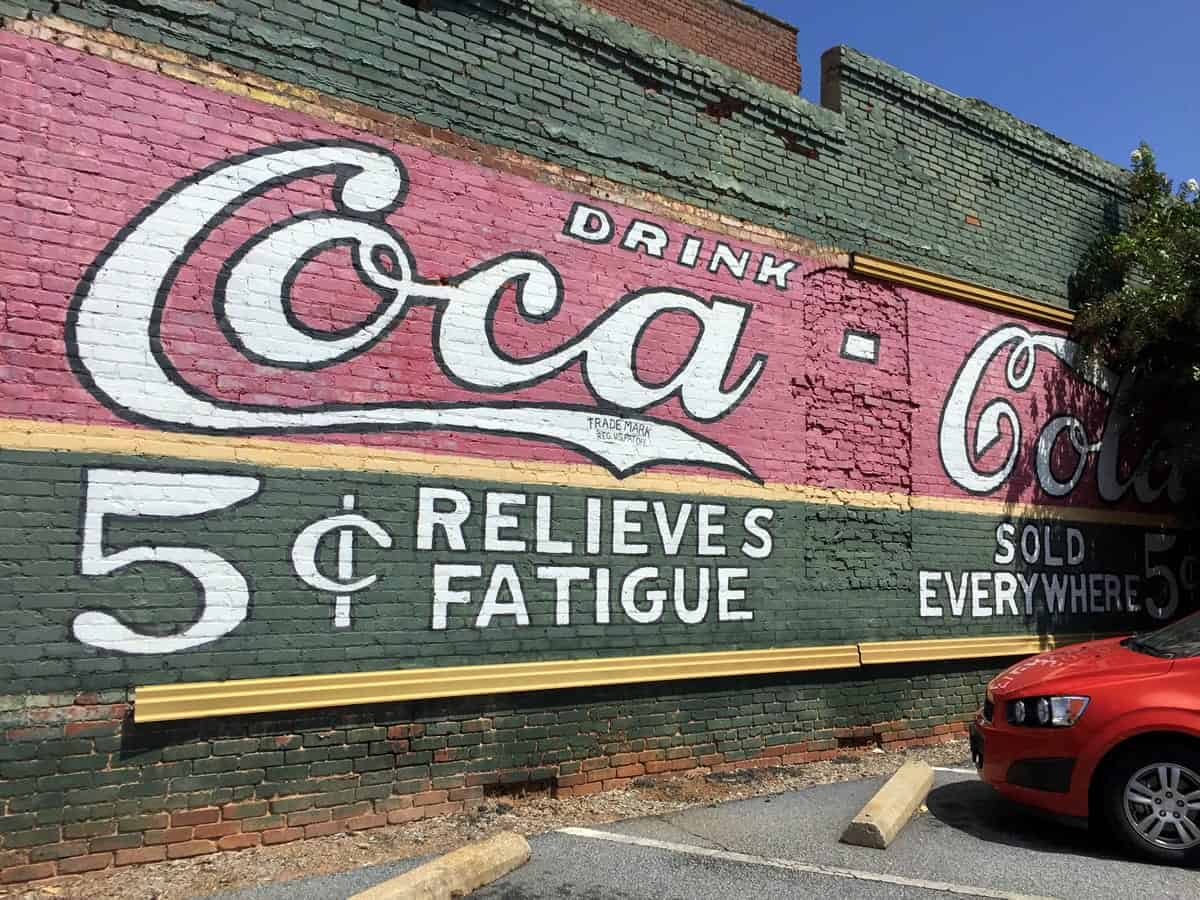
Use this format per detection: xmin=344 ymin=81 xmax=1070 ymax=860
xmin=1102 ymin=742 xmax=1200 ymax=865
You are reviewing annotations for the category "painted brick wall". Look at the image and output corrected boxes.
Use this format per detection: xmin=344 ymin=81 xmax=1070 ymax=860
xmin=0 ymin=6 xmax=1188 ymax=887
xmin=0 ymin=23 xmax=1175 ymax=687
xmin=580 ymin=0 xmax=801 ymax=92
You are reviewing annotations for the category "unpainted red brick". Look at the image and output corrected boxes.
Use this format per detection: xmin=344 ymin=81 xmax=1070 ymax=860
xmin=166 ymin=841 xmax=217 ymax=860
xmin=57 ymin=852 xmax=113 ymax=875
xmin=217 ymin=833 xmax=262 ymax=851
xmin=115 ymin=846 xmax=167 ymax=866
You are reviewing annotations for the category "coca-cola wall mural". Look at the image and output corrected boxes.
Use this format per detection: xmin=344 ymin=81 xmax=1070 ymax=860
xmin=0 ymin=40 xmax=1190 ymax=691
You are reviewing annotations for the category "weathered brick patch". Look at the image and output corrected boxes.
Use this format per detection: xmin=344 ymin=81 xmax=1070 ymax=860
xmin=0 ymin=661 xmax=991 ymax=883
xmin=581 ymin=0 xmax=802 ymax=92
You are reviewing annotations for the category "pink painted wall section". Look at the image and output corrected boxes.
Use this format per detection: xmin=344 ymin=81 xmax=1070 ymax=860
xmin=0 ymin=33 xmax=1159 ymax=510
xmin=908 ymin=289 xmax=1170 ymax=510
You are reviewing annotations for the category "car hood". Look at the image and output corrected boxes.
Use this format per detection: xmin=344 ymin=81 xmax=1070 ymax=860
xmin=988 ymin=636 xmax=1174 ymax=696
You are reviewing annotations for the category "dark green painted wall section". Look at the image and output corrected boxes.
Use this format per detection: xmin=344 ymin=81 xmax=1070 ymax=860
xmin=0 ymin=451 xmax=1173 ymax=694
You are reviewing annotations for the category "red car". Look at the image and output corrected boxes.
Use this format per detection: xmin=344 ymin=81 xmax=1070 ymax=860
xmin=971 ymin=612 xmax=1200 ymax=864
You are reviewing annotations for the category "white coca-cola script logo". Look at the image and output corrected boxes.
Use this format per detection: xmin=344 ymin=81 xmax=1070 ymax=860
xmin=939 ymin=324 xmax=1182 ymax=503
xmin=67 ymin=140 xmax=765 ymax=479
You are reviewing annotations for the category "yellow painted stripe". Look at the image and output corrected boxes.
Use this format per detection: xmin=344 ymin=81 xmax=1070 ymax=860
xmin=909 ymin=494 xmax=1174 ymax=529
xmin=857 ymin=632 xmax=1104 ymax=665
xmin=0 ymin=417 xmax=1172 ymax=527
xmin=0 ymin=417 xmax=905 ymax=507
xmin=133 ymin=645 xmax=862 ymax=722
xmin=850 ymin=254 xmax=1076 ymax=328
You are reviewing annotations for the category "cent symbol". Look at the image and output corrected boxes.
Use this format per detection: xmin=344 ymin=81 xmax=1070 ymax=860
xmin=291 ymin=494 xmax=394 ymax=628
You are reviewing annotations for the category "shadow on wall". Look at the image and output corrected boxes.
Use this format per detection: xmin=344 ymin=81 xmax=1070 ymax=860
xmin=989 ymin=320 xmax=1194 ymax=642
xmin=112 ymin=659 xmax=996 ymax=767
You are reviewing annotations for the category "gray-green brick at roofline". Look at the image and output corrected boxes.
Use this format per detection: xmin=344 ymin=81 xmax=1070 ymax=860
xmin=2 ymin=0 xmax=1124 ymax=307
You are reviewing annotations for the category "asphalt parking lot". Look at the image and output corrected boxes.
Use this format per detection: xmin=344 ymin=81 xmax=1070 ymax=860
xmin=212 ymin=767 xmax=1200 ymax=900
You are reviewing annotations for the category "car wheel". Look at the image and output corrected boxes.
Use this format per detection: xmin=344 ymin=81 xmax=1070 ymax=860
xmin=1103 ymin=743 xmax=1200 ymax=864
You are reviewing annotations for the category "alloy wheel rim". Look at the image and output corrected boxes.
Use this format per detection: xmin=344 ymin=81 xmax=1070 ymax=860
xmin=1123 ymin=763 xmax=1200 ymax=850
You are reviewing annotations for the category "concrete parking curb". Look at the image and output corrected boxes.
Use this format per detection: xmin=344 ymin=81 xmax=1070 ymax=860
xmin=839 ymin=760 xmax=934 ymax=850
xmin=348 ymin=831 xmax=531 ymax=900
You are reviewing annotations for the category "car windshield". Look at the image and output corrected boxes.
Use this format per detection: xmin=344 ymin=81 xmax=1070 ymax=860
xmin=1130 ymin=610 xmax=1200 ymax=658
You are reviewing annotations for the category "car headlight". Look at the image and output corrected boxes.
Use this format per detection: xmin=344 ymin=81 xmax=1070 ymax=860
xmin=1006 ymin=695 xmax=1089 ymax=727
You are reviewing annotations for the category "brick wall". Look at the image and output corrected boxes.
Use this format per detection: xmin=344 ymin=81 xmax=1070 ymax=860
xmin=0 ymin=661 xmax=986 ymax=883
xmin=0 ymin=0 xmax=1124 ymax=306
xmin=0 ymin=2 xmax=1184 ymax=888
xmin=580 ymin=0 xmax=801 ymax=92
xmin=0 ymin=21 xmax=1168 ymax=692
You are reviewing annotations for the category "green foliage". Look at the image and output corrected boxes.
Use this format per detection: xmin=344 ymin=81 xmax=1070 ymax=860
xmin=1071 ymin=145 xmax=1200 ymax=500
xmin=1072 ymin=143 xmax=1200 ymax=377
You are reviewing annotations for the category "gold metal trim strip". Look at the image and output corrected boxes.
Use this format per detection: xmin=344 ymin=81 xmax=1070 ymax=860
xmin=133 ymin=633 xmax=1120 ymax=722
xmin=850 ymin=254 xmax=1076 ymax=327
xmin=133 ymin=645 xmax=863 ymax=722
xmin=856 ymin=632 xmax=1100 ymax=665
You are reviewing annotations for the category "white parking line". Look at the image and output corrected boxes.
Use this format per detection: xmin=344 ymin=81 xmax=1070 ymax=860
xmin=933 ymin=767 xmax=979 ymax=776
xmin=558 ymin=827 xmax=1059 ymax=900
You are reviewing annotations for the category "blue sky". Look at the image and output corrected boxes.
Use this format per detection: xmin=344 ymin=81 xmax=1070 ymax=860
xmin=757 ymin=0 xmax=1197 ymax=186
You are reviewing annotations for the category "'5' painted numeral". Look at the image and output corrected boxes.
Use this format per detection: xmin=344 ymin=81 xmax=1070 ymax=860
xmin=72 ymin=468 xmax=261 ymax=654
